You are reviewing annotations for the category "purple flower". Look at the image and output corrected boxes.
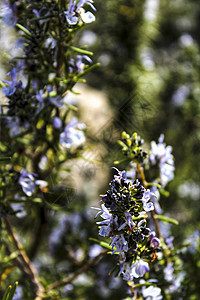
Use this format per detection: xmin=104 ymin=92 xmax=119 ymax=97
xmin=6 ymin=116 xmax=21 ymax=137
xmin=120 ymin=262 xmax=134 ymax=281
xmin=76 ymin=55 xmax=92 ymax=72
xmin=96 ymin=204 xmax=112 ymax=225
xmin=69 ymin=55 xmax=92 ymax=74
xmin=65 ymin=0 xmax=78 ymax=25
xmin=120 ymin=260 xmax=149 ymax=281
xmin=64 ymin=0 xmax=96 ymax=25
xmin=150 ymin=185 xmax=162 ymax=214
xmin=2 ymin=68 xmax=22 ymax=96
xmin=45 ymin=37 xmax=56 ymax=49
xmin=141 ymin=283 xmax=163 ymax=299
xmin=60 ymin=117 xmax=86 ymax=149
xmin=19 ymin=169 xmax=47 ymax=197
xmin=149 ymin=134 xmax=175 ymax=187
xmin=1 ymin=1 xmax=17 ymax=26
xmin=77 ymin=0 xmax=96 ymax=12
xmin=49 ymin=95 xmax=63 ymax=107
xmin=11 ymin=202 xmax=26 ymax=218
xmin=165 ymin=236 xmax=174 ymax=249
xmin=32 ymin=8 xmax=50 ymax=25
xmin=148 ymin=231 xmax=161 ymax=249
xmin=141 ymin=190 xmax=154 ymax=212
xmin=164 ymin=262 xmax=174 ymax=282
xmin=19 ymin=169 xmax=36 ymax=197
xmin=111 ymin=234 xmax=128 ymax=254
xmin=53 ymin=117 xmax=62 ymax=129
xmin=118 ymin=211 xmax=135 ymax=230
xmin=132 ymin=259 xmax=150 ymax=278
xmin=150 ymin=237 xmax=160 ymax=249
xmin=97 ymin=204 xmax=117 ymax=237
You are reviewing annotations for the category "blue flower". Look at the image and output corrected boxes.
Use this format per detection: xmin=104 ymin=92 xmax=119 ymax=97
xmin=120 ymin=262 xmax=134 ymax=281
xmin=53 ymin=117 xmax=62 ymax=129
xmin=150 ymin=185 xmax=162 ymax=214
xmin=19 ymin=169 xmax=36 ymax=197
xmin=147 ymin=231 xmax=161 ymax=249
xmin=64 ymin=0 xmax=96 ymax=25
xmin=1 ymin=1 xmax=17 ymax=27
xmin=19 ymin=169 xmax=47 ymax=197
xmin=69 ymin=55 xmax=92 ymax=74
xmin=164 ymin=262 xmax=174 ymax=282
xmin=120 ymin=259 xmax=149 ymax=281
xmin=60 ymin=117 xmax=86 ymax=149
xmin=141 ymin=190 xmax=155 ymax=212
xmin=132 ymin=259 xmax=150 ymax=278
xmin=65 ymin=0 xmax=78 ymax=25
xmin=149 ymin=134 xmax=175 ymax=187
xmin=150 ymin=237 xmax=160 ymax=249
xmin=141 ymin=281 xmax=163 ymax=299
xmin=6 ymin=116 xmax=21 ymax=137
xmin=97 ymin=204 xmax=117 ymax=237
xmin=111 ymin=234 xmax=128 ymax=254
xmin=2 ymin=68 xmax=22 ymax=96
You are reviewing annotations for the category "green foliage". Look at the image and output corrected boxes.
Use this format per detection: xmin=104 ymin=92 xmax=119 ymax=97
xmin=2 ymin=282 xmax=18 ymax=300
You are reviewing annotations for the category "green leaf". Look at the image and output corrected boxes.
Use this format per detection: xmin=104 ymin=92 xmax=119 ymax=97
xmin=65 ymin=103 xmax=78 ymax=111
xmin=76 ymin=63 xmax=100 ymax=78
xmin=146 ymin=182 xmax=161 ymax=189
xmin=0 ymin=80 xmax=6 ymax=87
xmin=89 ymin=238 xmax=113 ymax=251
xmin=159 ymin=189 xmax=170 ymax=197
xmin=16 ymin=24 xmax=31 ymax=36
xmin=2 ymin=251 xmax=20 ymax=264
xmin=2 ymin=285 xmax=12 ymax=300
xmin=154 ymin=214 xmax=179 ymax=225
xmin=49 ymin=91 xmax=57 ymax=97
xmin=134 ymin=282 xmax=157 ymax=288
xmin=69 ymin=46 xmax=93 ymax=56
xmin=7 ymin=282 xmax=18 ymax=300
xmin=117 ymin=140 xmax=128 ymax=149
xmin=16 ymin=138 xmax=30 ymax=145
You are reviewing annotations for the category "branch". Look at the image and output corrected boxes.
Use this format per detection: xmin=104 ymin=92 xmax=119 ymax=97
xmin=4 ymin=217 xmax=45 ymax=300
xmin=49 ymin=249 xmax=108 ymax=290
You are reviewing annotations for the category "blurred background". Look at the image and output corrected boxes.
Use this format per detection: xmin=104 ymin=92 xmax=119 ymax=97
xmin=0 ymin=0 xmax=200 ymax=299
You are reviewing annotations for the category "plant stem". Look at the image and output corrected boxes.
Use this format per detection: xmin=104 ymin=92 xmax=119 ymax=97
xmin=49 ymin=249 xmax=108 ymax=290
xmin=127 ymin=282 xmax=137 ymax=299
xmin=4 ymin=217 xmax=45 ymax=300
xmin=137 ymin=163 xmax=162 ymax=239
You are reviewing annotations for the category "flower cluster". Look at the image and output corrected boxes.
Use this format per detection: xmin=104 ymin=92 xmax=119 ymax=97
xmin=118 ymin=132 xmax=148 ymax=163
xmin=120 ymin=132 xmax=175 ymax=215
xmin=96 ymin=168 xmax=161 ymax=281
xmin=149 ymin=134 xmax=175 ymax=187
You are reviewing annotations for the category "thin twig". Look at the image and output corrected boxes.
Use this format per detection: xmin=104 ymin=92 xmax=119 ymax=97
xmin=127 ymin=282 xmax=137 ymax=299
xmin=49 ymin=249 xmax=108 ymax=290
xmin=137 ymin=163 xmax=162 ymax=239
xmin=4 ymin=217 xmax=45 ymax=299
